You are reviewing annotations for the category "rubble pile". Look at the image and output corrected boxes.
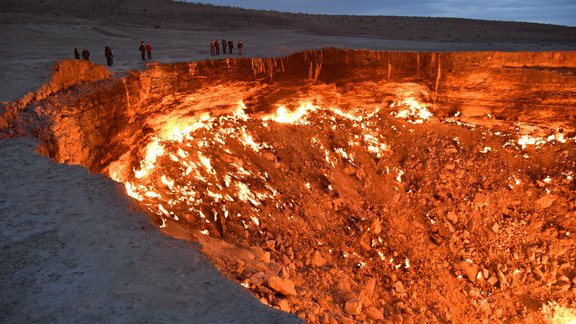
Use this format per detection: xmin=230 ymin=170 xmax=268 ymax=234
xmin=124 ymin=102 xmax=576 ymax=323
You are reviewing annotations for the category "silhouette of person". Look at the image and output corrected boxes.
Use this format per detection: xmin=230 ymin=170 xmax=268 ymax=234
xmin=237 ymin=40 xmax=243 ymax=56
xmin=210 ymin=40 xmax=215 ymax=56
xmin=139 ymin=41 xmax=146 ymax=60
xmin=215 ymin=40 xmax=220 ymax=55
xmin=74 ymin=48 xmax=80 ymax=59
xmin=105 ymin=46 xmax=114 ymax=66
xmin=228 ymin=40 xmax=233 ymax=54
xmin=222 ymin=39 xmax=227 ymax=54
xmin=146 ymin=42 xmax=152 ymax=60
xmin=81 ymin=48 xmax=90 ymax=61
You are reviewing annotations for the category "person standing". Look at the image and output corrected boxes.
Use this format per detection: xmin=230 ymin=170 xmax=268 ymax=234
xmin=228 ymin=40 xmax=233 ymax=54
xmin=74 ymin=48 xmax=80 ymax=59
xmin=139 ymin=41 xmax=146 ymax=60
xmin=82 ymin=48 xmax=90 ymax=61
xmin=222 ymin=39 xmax=227 ymax=54
xmin=104 ymin=46 xmax=114 ymax=66
xmin=237 ymin=40 xmax=243 ymax=56
xmin=215 ymin=40 xmax=220 ymax=55
xmin=146 ymin=42 xmax=152 ymax=60
xmin=210 ymin=40 xmax=215 ymax=56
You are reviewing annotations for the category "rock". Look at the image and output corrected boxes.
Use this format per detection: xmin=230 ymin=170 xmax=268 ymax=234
xmin=459 ymin=261 xmax=480 ymax=282
xmin=332 ymin=198 xmax=344 ymax=211
xmin=268 ymin=276 xmax=297 ymax=296
xmin=277 ymin=299 xmax=291 ymax=312
xmin=249 ymin=246 xmax=267 ymax=261
xmin=494 ymin=308 xmax=503 ymax=318
xmin=363 ymin=277 xmax=377 ymax=300
xmin=263 ymin=152 xmax=276 ymax=161
xmin=535 ymin=195 xmax=557 ymax=209
xmin=445 ymin=164 xmax=455 ymax=171
xmin=341 ymin=317 xmax=354 ymax=324
xmin=311 ymin=250 xmax=326 ymax=267
xmin=359 ymin=232 xmax=372 ymax=250
xmin=279 ymin=266 xmax=290 ymax=279
xmin=491 ymin=223 xmax=500 ymax=233
xmin=556 ymin=276 xmax=571 ymax=291
xmin=446 ymin=211 xmax=458 ymax=224
xmin=497 ymin=268 xmax=508 ymax=288
xmin=371 ymin=218 xmax=382 ymax=234
xmin=366 ymin=306 xmax=384 ymax=320
xmin=249 ymin=271 xmax=267 ymax=286
xmin=473 ymin=193 xmax=489 ymax=208
xmin=343 ymin=166 xmax=357 ymax=176
xmin=344 ymin=299 xmax=363 ymax=315
xmin=488 ymin=276 xmax=498 ymax=286
xmin=355 ymin=168 xmax=366 ymax=181
xmin=394 ymin=281 xmax=405 ymax=293
xmin=262 ymin=251 xmax=271 ymax=264
xmin=265 ymin=240 xmax=276 ymax=250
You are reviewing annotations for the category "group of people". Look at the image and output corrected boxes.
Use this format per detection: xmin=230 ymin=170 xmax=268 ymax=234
xmin=74 ymin=47 xmax=114 ymax=66
xmin=139 ymin=41 xmax=153 ymax=60
xmin=73 ymin=38 xmax=245 ymax=67
xmin=74 ymin=48 xmax=91 ymax=61
xmin=210 ymin=39 xmax=243 ymax=56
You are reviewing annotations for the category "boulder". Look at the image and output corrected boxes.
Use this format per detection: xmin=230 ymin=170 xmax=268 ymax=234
xmin=344 ymin=298 xmax=363 ymax=315
xmin=366 ymin=306 xmax=384 ymax=320
xmin=268 ymin=276 xmax=297 ymax=296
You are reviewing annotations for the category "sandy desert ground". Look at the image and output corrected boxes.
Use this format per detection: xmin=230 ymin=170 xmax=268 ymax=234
xmin=1 ymin=0 xmax=576 ymax=322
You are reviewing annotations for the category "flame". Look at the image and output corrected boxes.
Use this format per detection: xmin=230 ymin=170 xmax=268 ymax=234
xmin=262 ymin=102 xmax=319 ymax=124
xmin=391 ymin=97 xmax=433 ymax=124
xmin=542 ymin=302 xmax=576 ymax=324
xmin=116 ymin=97 xmax=442 ymax=233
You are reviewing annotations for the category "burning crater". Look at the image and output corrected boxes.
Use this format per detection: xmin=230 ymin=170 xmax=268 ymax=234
xmin=3 ymin=48 xmax=576 ymax=322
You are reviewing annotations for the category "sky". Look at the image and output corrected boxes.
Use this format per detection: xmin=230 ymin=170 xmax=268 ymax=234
xmin=184 ymin=0 xmax=576 ymax=26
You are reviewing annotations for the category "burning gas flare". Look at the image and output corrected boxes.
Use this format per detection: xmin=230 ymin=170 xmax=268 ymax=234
xmin=115 ymin=99 xmax=425 ymax=232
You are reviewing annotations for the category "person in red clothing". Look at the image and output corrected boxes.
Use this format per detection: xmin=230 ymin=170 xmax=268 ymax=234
xmin=139 ymin=41 xmax=146 ymax=60
xmin=146 ymin=42 xmax=152 ymax=60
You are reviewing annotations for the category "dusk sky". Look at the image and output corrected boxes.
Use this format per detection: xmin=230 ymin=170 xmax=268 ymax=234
xmin=185 ymin=0 xmax=576 ymax=26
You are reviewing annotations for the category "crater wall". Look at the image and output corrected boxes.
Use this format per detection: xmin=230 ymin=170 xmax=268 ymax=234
xmin=2 ymin=48 xmax=575 ymax=174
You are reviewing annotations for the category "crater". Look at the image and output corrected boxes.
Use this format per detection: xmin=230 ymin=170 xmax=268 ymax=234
xmin=3 ymin=48 xmax=576 ymax=323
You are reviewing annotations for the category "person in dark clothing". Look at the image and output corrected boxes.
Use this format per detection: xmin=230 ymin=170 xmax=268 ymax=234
xmin=139 ymin=41 xmax=146 ymax=60
xmin=210 ymin=40 xmax=215 ymax=56
xmin=222 ymin=39 xmax=227 ymax=54
xmin=215 ymin=40 xmax=220 ymax=55
xmin=237 ymin=40 xmax=243 ymax=56
xmin=81 ymin=48 xmax=90 ymax=61
xmin=228 ymin=40 xmax=233 ymax=54
xmin=146 ymin=42 xmax=152 ymax=60
xmin=74 ymin=48 xmax=80 ymax=59
xmin=104 ymin=46 xmax=114 ymax=66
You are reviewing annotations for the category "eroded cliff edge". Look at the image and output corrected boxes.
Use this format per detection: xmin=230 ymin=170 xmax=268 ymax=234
xmin=2 ymin=48 xmax=575 ymax=175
